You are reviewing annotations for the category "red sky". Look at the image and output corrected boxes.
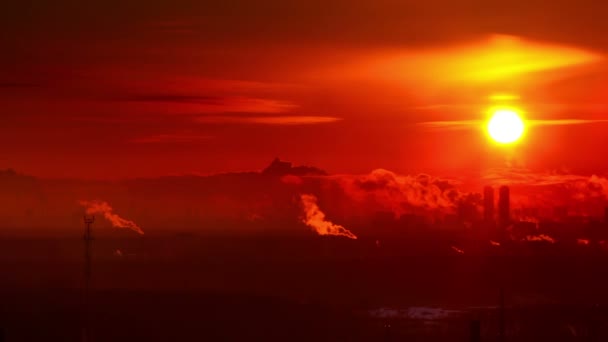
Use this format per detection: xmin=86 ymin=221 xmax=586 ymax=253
xmin=3 ymin=0 xmax=608 ymax=179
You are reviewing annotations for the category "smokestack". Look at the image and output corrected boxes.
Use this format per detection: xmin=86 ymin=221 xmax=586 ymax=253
xmin=499 ymin=287 xmax=505 ymax=342
xmin=498 ymin=186 xmax=510 ymax=226
xmin=470 ymin=320 xmax=481 ymax=342
xmin=384 ymin=323 xmax=392 ymax=342
xmin=82 ymin=215 xmax=94 ymax=342
xmin=604 ymin=207 xmax=608 ymax=224
xmin=483 ymin=186 xmax=495 ymax=223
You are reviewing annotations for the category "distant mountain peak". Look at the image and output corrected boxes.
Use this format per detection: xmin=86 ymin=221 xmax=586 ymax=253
xmin=262 ymin=158 xmax=327 ymax=176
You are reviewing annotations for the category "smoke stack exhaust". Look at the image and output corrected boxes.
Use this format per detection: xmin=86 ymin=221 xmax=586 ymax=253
xmin=300 ymin=194 xmax=357 ymax=239
xmin=79 ymin=200 xmax=144 ymax=235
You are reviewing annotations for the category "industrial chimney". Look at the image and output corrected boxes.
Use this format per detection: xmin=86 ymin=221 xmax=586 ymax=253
xmin=498 ymin=186 xmax=510 ymax=240
xmin=483 ymin=186 xmax=495 ymax=223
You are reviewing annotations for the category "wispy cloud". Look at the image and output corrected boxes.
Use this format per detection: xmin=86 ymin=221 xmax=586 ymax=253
xmin=482 ymin=168 xmax=592 ymax=187
xmin=196 ymin=115 xmax=343 ymax=125
xmin=122 ymin=94 xmax=224 ymax=104
xmin=117 ymin=94 xmax=297 ymax=114
xmin=527 ymin=119 xmax=608 ymax=126
xmin=417 ymin=120 xmax=482 ymax=130
xmin=419 ymin=119 xmax=608 ymax=130
xmin=480 ymin=168 xmax=608 ymax=214
xmin=357 ymin=35 xmax=603 ymax=85
xmin=130 ymin=133 xmax=213 ymax=144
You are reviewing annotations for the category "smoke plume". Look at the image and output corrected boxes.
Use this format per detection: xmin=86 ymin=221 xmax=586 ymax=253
xmin=476 ymin=168 xmax=608 ymax=218
xmin=79 ymin=200 xmax=144 ymax=235
xmin=451 ymin=246 xmax=465 ymax=254
xmin=525 ymin=234 xmax=556 ymax=243
xmin=300 ymin=194 xmax=357 ymax=239
xmin=333 ymin=169 xmax=474 ymax=218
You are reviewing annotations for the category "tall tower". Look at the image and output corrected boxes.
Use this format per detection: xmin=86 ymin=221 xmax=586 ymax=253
xmin=483 ymin=186 xmax=495 ymax=223
xmin=498 ymin=186 xmax=510 ymax=230
xmin=83 ymin=215 xmax=95 ymax=342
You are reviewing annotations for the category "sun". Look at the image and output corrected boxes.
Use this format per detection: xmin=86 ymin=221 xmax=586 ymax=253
xmin=487 ymin=108 xmax=525 ymax=144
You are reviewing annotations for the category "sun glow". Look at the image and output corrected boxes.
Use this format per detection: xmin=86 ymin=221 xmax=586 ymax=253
xmin=487 ymin=108 xmax=525 ymax=144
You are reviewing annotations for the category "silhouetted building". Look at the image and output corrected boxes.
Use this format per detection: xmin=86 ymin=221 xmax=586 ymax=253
xmin=483 ymin=186 xmax=495 ymax=223
xmin=498 ymin=186 xmax=510 ymax=230
xmin=522 ymin=207 xmax=539 ymax=219
xmin=605 ymin=207 xmax=608 ymax=224
xmin=263 ymin=158 xmax=292 ymax=175
xmin=512 ymin=221 xmax=537 ymax=239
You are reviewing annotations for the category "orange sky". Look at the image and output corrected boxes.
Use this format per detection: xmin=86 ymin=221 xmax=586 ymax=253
xmin=2 ymin=1 xmax=608 ymax=179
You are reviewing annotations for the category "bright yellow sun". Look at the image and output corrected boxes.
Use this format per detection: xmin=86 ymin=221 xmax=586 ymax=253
xmin=487 ymin=108 xmax=525 ymax=144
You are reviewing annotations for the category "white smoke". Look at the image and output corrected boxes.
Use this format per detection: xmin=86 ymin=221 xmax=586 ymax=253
xmin=300 ymin=194 xmax=357 ymax=239
xmin=79 ymin=200 xmax=144 ymax=235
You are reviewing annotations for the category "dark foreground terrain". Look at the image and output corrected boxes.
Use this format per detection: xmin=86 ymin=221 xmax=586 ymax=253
xmin=2 ymin=234 xmax=608 ymax=341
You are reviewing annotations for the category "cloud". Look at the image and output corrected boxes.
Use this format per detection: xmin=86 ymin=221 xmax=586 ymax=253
xmin=79 ymin=200 xmax=144 ymax=235
xmin=481 ymin=168 xmax=608 ymax=215
xmin=111 ymin=77 xmax=302 ymax=94
xmin=528 ymin=119 xmax=608 ymax=126
xmin=357 ymin=35 xmax=602 ymax=85
xmin=483 ymin=169 xmax=608 ymax=197
xmin=122 ymin=94 xmax=225 ymax=104
xmin=130 ymin=133 xmax=213 ymax=144
xmin=482 ymin=168 xmax=592 ymax=187
xmin=118 ymin=94 xmax=297 ymax=114
xmin=311 ymin=168 xmax=608 ymax=221
xmin=196 ymin=115 xmax=343 ymax=125
xmin=334 ymin=169 xmax=471 ymax=217
xmin=419 ymin=119 xmax=608 ymax=130
xmin=418 ymin=120 xmax=483 ymax=130
xmin=300 ymin=194 xmax=357 ymax=239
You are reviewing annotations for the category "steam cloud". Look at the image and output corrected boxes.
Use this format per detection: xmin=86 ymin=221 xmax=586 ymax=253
xmin=300 ymin=194 xmax=357 ymax=239
xmin=451 ymin=246 xmax=465 ymax=254
xmin=318 ymin=168 xmax=608 ymax=221
xmin=79 ymin=200 xmax=144 ymax=235
xmin=525 ymin=234 xmax=556 ymax=243
xmin=334 ymin=169 xmax=473 ymax=218
xmin=483 ymin=168 xmax=608 ymax=216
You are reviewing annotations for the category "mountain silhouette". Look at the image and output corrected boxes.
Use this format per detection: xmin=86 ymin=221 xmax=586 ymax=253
xmin=262 ymin=158 xmax=327 ymax=177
